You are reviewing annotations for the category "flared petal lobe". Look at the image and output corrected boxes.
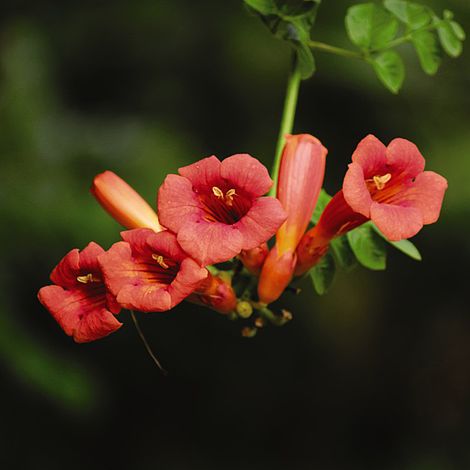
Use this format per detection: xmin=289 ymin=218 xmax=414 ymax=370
xmin=37 ymin=242 xmax=122 ymax=343
xmin=99 ymin=229 xmax=208 ymax=312
xmin=158 ymin=154 xmax=286 ymax=265
xmin=91 ymin=171 xmax=163 ymax=232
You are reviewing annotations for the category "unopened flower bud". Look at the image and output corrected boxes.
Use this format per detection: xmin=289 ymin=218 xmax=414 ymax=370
xmin=239 ymin=243 xmax=269 ymax=275
xmin=91 ymin=171 xmax=163 ymax=232
xmin=236 ymin=300 xmax=253 ymax=319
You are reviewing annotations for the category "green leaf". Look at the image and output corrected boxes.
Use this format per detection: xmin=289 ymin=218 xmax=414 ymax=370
xmin=277 ymin=0 xmax=320 ymax=18
xmin=345 ymin=3 xmax=398 ymax=50
xmin=330 ymin=236 xmax=357 ymax=271
xmin=371 ymin=50 xmax=405 ymax=93
xmin=450 ymin=21 xmax=466 ymax=41
xmin=245 ymin=0 xmax=321 ymax=80
xmin=311 ymin=188 xmax=332 ymax=224
xmin=244 ymin=0 xmax=278 ymax=15
xmin=384 ymin=0 xmax=432 ymax=30
xmin=310 ymin=251 xmax=336 ymax=295
xmin=436 ymin=18 xmax=463 ymax=58
xmin=370 ymin=224 xmax=422 ymax=261
xmin=347 ymin=224 xmax=387 ymax=270
xmin=293 ymin=40 xmax=316 ymax=79
xmin=411 ymin=30 xmax=441 ymax=75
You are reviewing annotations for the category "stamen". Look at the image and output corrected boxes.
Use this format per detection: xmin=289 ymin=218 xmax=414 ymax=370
xmin=152 ymin=254 xmax=169 ymax=269
xmin=225 ymin=188 xmax=236 ymax=206
xmin=212 ymin=186 xmax=224 ymax=199
xmin=77 ymin=273 xmax=100 ymax=284
xmin=373 ymin=173 xmax=392 ymax=190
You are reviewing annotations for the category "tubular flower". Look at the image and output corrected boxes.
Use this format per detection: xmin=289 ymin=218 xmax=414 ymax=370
xmin=258 ymin=134 xmax=327 ymax=304
xmin=99 ymin=228 xmax=208 ymax=312
xmin=188 ymin=273 xmax=238 ymax=314
xmin=296 ymin=135 xmax=448 ymax=275
xmin=157 ymin=154 xmax=287 ymax=266
xmin=38 ymin=242 xmax=122 ymax=343
xmin=91 ymin=170 xmax=163 ymax=232
xmin=343 ymin=135 xmax=448 ymax=241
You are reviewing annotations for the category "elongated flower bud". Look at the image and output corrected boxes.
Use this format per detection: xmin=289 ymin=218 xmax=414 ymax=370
xmin=239 ymin=243 xmax=269 ymax=275
xmin=276 ymin=134 xmax=327 ymax=254
xmin=258 ymin=134 xmax=327 ymax=304
xmin=91 ymin=171 xmax=163 ymax=232
xmin=190 ymin=273 xmax=237 ymax=314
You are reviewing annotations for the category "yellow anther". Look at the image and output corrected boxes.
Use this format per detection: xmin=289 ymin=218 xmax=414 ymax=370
xmin=373 ymin=173 xmax=392 ymax=190
xmin=77 ymin=273 xmax=99 ymax=284
xmin=152 ymin=254 xmax=169 ymax=269
xmin=212 ymin=186 xmax=224 ymax=199
xmin=225 ymin=188 xmax=236 ymax=206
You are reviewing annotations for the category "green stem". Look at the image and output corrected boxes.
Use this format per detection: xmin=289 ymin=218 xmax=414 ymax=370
xmin=308 ymin=40 xmax=364 ymax=60
xmin=269 ymin=56 xmax=302 ymax=197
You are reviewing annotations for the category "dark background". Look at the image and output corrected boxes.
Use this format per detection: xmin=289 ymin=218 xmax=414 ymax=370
xmin=0 ymin=1 xmax=469 ymax=469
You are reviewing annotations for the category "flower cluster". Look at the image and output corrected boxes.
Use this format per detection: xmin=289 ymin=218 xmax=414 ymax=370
xmin=38 ymin=135 xmax=447 ymax=342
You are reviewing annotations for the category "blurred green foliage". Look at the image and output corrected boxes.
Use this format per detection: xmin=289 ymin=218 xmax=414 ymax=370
xmin=0 ymin=1 xmax=469 ymax=469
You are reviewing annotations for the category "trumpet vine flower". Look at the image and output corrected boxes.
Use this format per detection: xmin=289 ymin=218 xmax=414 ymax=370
xmin=157 ymin=154 xmax=286 ymax=266
xmin=38 ymin=242 xmax=122 ymax=343
xmin=296 ymin=135 xmax=447 ymax=275
xmin=99 ymin=229 xmax=208 ymax=313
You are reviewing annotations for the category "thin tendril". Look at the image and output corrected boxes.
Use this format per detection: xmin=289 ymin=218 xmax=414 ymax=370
xmin=130 ymin=310 xmax=167 ymax=375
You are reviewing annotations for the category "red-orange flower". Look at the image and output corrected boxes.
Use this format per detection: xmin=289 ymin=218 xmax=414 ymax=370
xmin=157 ymin=154 xmax=286 ymax=266
xmin=91 ymin=171 xmax=163 ymax=232
xmin=38 ymin=243 xmax=122 ymax=343
xmin=99 ymin=229 xmax=208 ymax=312
xmin=343 ymin=135 xmax=447 ymax=240
xmin=296 ymin=135 xmax=448 ymax=275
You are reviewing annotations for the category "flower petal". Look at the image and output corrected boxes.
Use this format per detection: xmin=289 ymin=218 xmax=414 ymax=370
xmin=38 ymin=285 xmax=122 ymax=343
xmin=178 ymin=155 xmax=222 ymax=188
xmin=157 ymin=174 xmax=202 ymax=233
xmin=78 ymin=242 xmax=105 ymax=273
xmin=386 ymin=138 xmax=425 ymax=179
xmin=168 ymin=257 xmax=208 ymax=303
xmin=146 ymin=230 xmax=190 ymax=264
xmin=50 ymin=249 xmax=80 ymax=288
xmin=343 ymin=162 xmax=373 ymax=217
xmin=235 ymin=197 xmax=287 ymax=250
xmin=401 ymin=171 xmax=448 ymax=224
xmin=73 ymin=307 xmax=123 ymax=343
xmin=370 ymin=202 xmax=423 ymax=241
xmin=177 ymin=220 xmax=244 ymax=266
xmin=121 ymin=228 xmax=158 ymax=257
xmin=351 ymin=134 xmax=387 ymax=178
xmin=221 ymin=153 xmax=273 ymax=197
xmin=117 ymin=284 xmax=173 ymax=312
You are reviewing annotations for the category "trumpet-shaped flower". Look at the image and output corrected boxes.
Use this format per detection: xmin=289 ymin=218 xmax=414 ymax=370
xmin=99 ymin=229 xmax=208 ymax=312
xmin=258 ymin=134 xmax=327 ymax=304
xmin=91 ymin=171 xmax=163 ymax=232
xmin=296 ymin=135 xmax=448 ymax=275
xmin=38 ymin=242 xmax=122 ymax=343
xmin=343 ymin=135 xmax=448 ymax=241
xmin=157 ymin=154 xmax=287 ymax=266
